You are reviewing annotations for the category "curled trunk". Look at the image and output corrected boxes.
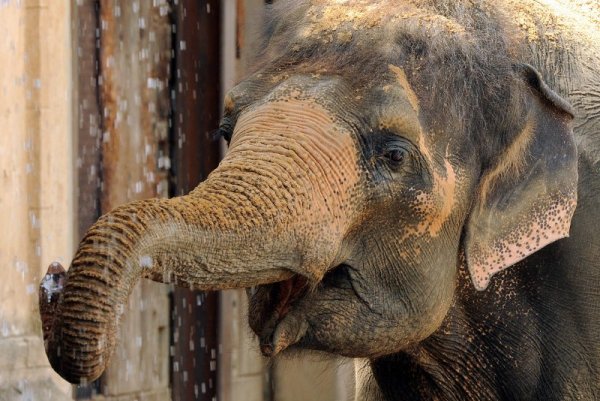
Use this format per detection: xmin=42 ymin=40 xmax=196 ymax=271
xmin=39 ymin=94 xmax=360 ymax=384
xmin=39 ymin=188 xmax=296 ymax=384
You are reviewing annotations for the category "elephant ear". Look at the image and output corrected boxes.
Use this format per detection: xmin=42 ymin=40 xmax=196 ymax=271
xmin=464 ymin=64 xmax=578 ymax=291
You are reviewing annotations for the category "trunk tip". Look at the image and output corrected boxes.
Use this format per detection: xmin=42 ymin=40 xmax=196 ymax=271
xmin=47 ymin=261 xmax=66 ymax=275
xmin=40 ymin=262 xmax=66 ymax=305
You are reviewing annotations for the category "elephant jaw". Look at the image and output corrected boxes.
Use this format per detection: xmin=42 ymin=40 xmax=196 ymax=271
xmin=253 ymin=275 xmax=311 ymax=357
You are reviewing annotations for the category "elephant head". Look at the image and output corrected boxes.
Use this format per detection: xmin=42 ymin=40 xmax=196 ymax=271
xmin=40 ymin=0 xmax=577 ymax=384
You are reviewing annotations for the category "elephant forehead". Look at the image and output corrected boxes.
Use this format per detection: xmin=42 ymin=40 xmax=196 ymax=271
xmin=233 ymin=98 xmax=355 ymax=152
xmin=262 ymin=75 xmax=347 ymax=104
xmin=231 ymin=98 xmax=361 ymax=188
xmin=300 ymin=0 xmax=384 ymax=36
xmin=230 ymin=98 xmax=364 ymax=267
xmin=298 ymin=0 xmax=467 ymax=40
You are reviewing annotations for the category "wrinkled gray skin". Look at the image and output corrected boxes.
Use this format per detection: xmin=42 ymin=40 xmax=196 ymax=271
xmin=40 ymin=1 xmax=600 ymax=400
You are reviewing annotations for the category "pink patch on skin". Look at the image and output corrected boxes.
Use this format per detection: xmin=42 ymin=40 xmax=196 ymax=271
xmin=467 ymin=192 xmax=577 ymax=291
xmin=406 ymin=139 xmax=458 ymax=239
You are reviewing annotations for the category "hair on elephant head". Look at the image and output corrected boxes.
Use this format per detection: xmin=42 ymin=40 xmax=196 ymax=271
xmin=41 ymin=1 xmax=600 ymax=400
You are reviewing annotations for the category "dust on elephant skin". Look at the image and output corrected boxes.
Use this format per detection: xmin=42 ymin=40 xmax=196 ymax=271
xmin=40 ymin=1 xmax=600 ymax=400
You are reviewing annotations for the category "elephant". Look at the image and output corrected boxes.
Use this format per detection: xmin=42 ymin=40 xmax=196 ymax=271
xmin=40 ymin=0 xmax=600 ymax=400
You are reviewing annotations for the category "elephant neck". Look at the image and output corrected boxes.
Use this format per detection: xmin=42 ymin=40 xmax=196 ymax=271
xmin=365 ymin=329 xmax=501 ymax=401
xmin=366 ymin=246 xmax=599 ymax=401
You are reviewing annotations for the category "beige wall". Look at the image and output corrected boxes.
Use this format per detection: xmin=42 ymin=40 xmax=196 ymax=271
xmin=0 ymin=1 xmax=74 ymax=399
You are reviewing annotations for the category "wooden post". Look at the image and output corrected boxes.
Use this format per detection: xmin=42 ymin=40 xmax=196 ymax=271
xmin=93 ymin=1 xmax=172 ymax=399
xmin=74 ymin=0 xmax=102 ymax=241
xmin=170 ymin=1 xmax=222 ymax=401
xmin=73 ymin=1 xmax=102 ymax=397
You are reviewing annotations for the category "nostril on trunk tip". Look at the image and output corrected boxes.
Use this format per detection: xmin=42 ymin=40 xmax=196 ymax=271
xmin=47 ymin=261 xmax=66 ymax=275
xmin=40 ymin=262 xmax=66 ymax=304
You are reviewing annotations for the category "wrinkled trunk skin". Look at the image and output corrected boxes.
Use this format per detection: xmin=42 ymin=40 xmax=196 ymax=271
xmin=39 ymin=90 xmax=361 ymax=384
xmin=39 ymin=182 xmax=302 ymax=384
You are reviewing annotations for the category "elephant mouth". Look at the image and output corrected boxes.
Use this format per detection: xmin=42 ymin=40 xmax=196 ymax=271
xmin=248 ymin=273 xmax=311 ymax=357
xmin=249 ymin=262 xmax=356 ymax=357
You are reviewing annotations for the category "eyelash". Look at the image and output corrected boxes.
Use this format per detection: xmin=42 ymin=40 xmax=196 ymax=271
xmin=215 ymin=119 xmax=234 ymax=144
xmin=384 ymin=148 xmax=407 ymax=165
xmin=364 ymin=132 xmax=411 ymax=164
xmin=216 ymin=127 xmax=232 ymax=143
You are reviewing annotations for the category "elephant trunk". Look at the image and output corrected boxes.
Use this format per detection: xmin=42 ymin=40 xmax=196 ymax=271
xmin=39 ymin=185 xmax=301 ymax=384
xmin=39 ymin=94 xmax=362 ymax=384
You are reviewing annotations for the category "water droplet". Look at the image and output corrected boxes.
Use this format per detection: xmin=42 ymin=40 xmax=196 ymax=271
xmin=14 ymin=259 xmax=28 ymax=275
xmin=139 ymin=255 xmax=153 ymax=268
xmin=29 ymin=211 xmax=38 ymax=228
xmin=2 ymin=321 xmax=11 ymax=337
xmin=158 ymin=155 xmax=171 ymax=169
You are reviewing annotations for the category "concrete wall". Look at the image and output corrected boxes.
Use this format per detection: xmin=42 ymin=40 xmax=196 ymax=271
xmin=0 ymin=1 xmax=75 ymax=399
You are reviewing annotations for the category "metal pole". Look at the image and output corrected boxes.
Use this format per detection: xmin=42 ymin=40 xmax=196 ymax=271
xmin=74 ymin=0 xmax=103 ymax=398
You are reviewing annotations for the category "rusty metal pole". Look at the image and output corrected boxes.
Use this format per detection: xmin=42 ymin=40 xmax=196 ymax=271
xmin=170 ymin=1 xmax=222 ymax=401
xmin=74 ymin=1 xmax=103 ymax=398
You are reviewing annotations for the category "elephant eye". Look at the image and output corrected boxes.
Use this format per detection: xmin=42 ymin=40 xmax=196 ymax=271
xmin=217 ymin=127 xmax=232 ymax=144
xmin=384 ymin=148 xmax=406 ymax=164
xmin=215 ymin=117 xmax=234 ymax=144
